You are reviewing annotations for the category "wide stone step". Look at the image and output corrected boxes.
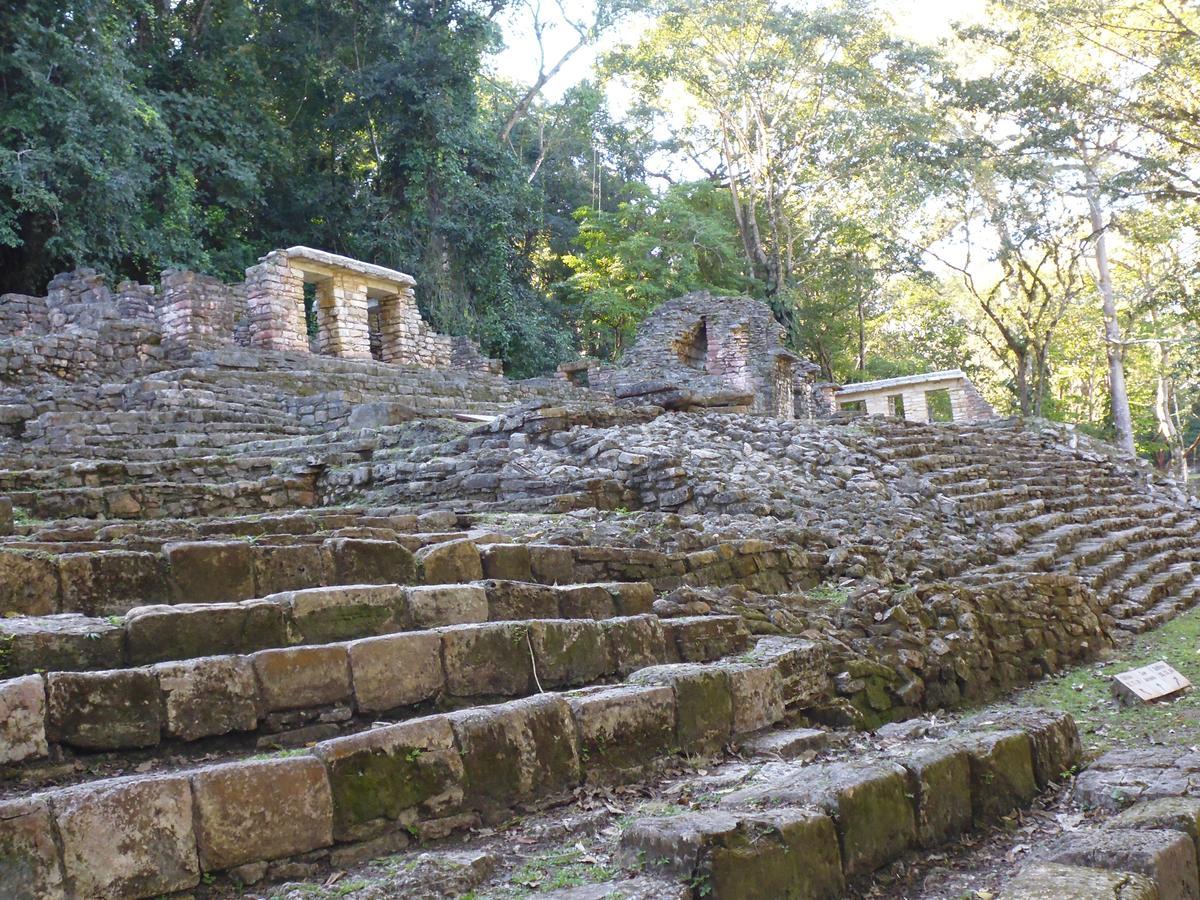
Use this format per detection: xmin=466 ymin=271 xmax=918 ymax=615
xmin=0 ymin=536 xmax=819 ymax=618
xmin=0 ymin=612 xmax=754 ymax=768
xmin=621 ymin=709 xmax=1080 ymax=898
xmin=0 ymin=638 xmax=829 ymax=899
xmin=0 ymin=579 xmax=659 ymax=676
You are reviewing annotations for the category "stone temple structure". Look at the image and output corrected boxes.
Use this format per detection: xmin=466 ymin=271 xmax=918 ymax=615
xmin=53 ymin=245 xmax=501 ymax=372
xmin=833 ymin=369 xmax=995 ymax=423
xmin=3 ymin=257 xmax=1200 ymax=899
xmin=562 ymin=291 xmax=828 ymax=419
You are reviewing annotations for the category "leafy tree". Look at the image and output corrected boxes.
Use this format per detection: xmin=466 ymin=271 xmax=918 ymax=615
xmin=557 ymin=179 xmax=751 ymax=357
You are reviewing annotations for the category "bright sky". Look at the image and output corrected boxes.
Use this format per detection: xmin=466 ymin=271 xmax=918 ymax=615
xmin=489 ymin=0 xmax=991 ymax=99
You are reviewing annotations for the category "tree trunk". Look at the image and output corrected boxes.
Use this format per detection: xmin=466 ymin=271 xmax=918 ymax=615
xmin=1085 ymin=181 xmax=1136 ymax=457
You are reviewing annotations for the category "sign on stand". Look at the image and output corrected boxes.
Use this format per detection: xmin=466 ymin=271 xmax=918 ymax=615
xmin=1112 ymin=661 xmax=1192 ymax=704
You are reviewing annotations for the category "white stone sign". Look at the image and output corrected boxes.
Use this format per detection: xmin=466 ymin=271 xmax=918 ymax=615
xmin=1112 ymin=661 xmax=1191 ymax=704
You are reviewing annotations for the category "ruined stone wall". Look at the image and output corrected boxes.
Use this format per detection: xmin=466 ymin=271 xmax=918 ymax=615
xmin=159 ymin=269 xmax=245 ymax=349
xmin=589 ymin=292 xmax=817 ymax=419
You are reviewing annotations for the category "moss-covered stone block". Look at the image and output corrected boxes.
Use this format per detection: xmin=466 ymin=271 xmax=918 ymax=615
xmin=479 ymin=543 xmax=532 ymax=581
xmin=603 ymin=615 xmax=668 ymax=675
xmin=630 ymin=663 xmax=733 ymax=755
xmin=165 ymin=541 xmax=256 ymax=603
xmin=527 ymin=619 xmax=613 ymax=688
xmin=416 ymin=539 xmax=482 ymax=585
xmin=314 ymin=716 xmax=464 ymax=841
xmin=0 ymin=551 xmax=59 ymax=616
xmin=58 ymin=551 xmax=168 ymax=616
xmin=282 ymin=584 xmax=407 ymax=644
xmin=567 ymin=685 xmax=675 ymax=784
xmin=325 ymin=538 xmax=417 ymax=586
xmin=347 ymin=631 xmax=443 ymax=713
xmin=439 ymin=622 xmax=534 ymax=698
xmin=252 ymin=542 xmax=328 ymax=594
xmin=954 ymin=729 xmax=1037 ymax=823
xmin=893 ymin=742 xmax=972 ymax=848
xmin=45 ymin=669 xmax=162 ymax=750
xmin=720 ymin=759 xmax=917 ymax=878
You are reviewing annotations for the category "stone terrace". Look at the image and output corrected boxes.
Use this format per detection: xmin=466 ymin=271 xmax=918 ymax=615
xmin=3 ymin=281 xmax=1200 ymax=898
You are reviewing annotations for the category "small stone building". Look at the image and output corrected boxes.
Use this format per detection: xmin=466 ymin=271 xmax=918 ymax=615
xmin=575 ymin=292 xmax=822 ymax=420
xmin=0 ymin=248 xmax=500 ymax=373
xmin=834 ymin=370 xmax=995 ymax=423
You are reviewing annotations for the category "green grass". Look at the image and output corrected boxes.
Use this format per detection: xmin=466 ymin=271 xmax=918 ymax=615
xmin=1011 ymin=604 xmax=1200 ymax=757
xmin=494 ymin=848 xmax=617 ymax=897
xmin=806 ymin=581 xmax=851 ymax=608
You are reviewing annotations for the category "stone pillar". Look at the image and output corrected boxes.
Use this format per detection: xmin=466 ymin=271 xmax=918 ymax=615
xmin=314 ymin=275 xmax=371 ymax=359
xmin=863 ymin=393 xmax=890 ymax=417
xmin=377 ymin=288 xmax=421 ymax=364
xmin=244 ymin=251 xmax=308 ymax=352
xmin=901 ymin=389 xmax=929 ymax=423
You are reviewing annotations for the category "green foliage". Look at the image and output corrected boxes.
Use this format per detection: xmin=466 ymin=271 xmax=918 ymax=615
xmin=557 ymin=180 xmax=753 ymax=358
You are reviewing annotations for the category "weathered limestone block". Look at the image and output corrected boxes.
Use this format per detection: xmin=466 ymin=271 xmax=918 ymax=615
xmin=0 ymin=796 xmax=64 ymax=900
xmin=448 ymin=694 xmax=581 ymax=819
xmin=528 ymin=545 xmax=575 ymax=584
xmin=610 ymin=581 xmax=655 ymax=616
xmin=440 ymin=622 xmax=534 ymax=698
xmin=629 ymin=663 xmax=733 ymax=754
xmin=154 ymin=656 xmax=260 ymax=741
xmin=479 ymin=544 xmax=532 ymax=581
xmin=408 ymin=584 xmax=488 ymax=627
xmin=253 ymin=543 xmax=329 ymax=594
xmin=724 ymin=663 xmax=785 ymax=734
xmin=0 ymin=614 xmax=123 ymax=677
xmin=743 ymin=727 xmax=830 ymax=758
xmin=602 ymin=615 xmax=668 ymax=675
xmin=556 ymin=584 xmax=617 ymax=619
xmin=166 ymin=541 xmax=256 ymax=603
xmin=314 ymin=716 xmax=464 ymax=841
xmin=1111 ymin=798 xmax=1200 ymax=861
xmin=954 ymin=730 xmax=1038 ymax=822
xmin=0 ymin=496 xmax=11 ymax=536
xmin=663 ymin=615 xmax=750 ymax=663
xmin=970 ymin=708 xmax=1081 ymax=789
xmin=347 ymin=631 xmax=443 ymax=713
xmin=892 ymin=742 xmax=973 ymax=848
xmin=1046 ymin=829 xmax=1197 ymax=900
xmin=326 ymin=538 xmax=417 ymax=585
xmin=51 ymin=775 xmax=199 ymax=896
xmin=1002 ymin=862 xmax=1158 ymax=899
xmin=567 ymin=685 xmax=675 ymax=784
xmin=484 ymin=580 xmax=560 ymax=620
xmin=0 ymin=675 xmax=48 ymax=764
xmin=0 ymin=551 xmax=59 ymax=615
xmin=281 ymin=584 xmax=407 ymax=644
xmin=417 ymin=538 xmax=483 ymax=584
xmin=721 ymin=759 xmax=917 ymax=878
xmin=58 ymin=550 xmax=169 ymax=615
xmin=619 ymin=808 xmax=844 ymax=900
xmin=746 ymin=637 xmax=833 ymax=708
xmin=527 ymin=620 xmax=613 ymax=688
xmin=252 ymin=644 xmax=352 ymax=712
xmin=45 ymin=669 xmax=162 ymax=750
xmin=191 ymin=757 xmax=334 ymax=870
xmin=125 ymin=601 xmax=286 ymax=665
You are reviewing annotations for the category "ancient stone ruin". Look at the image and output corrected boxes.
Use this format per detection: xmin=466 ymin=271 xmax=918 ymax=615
xmin=1 ymin=263 xmax=1199 ymax=898
xmin=563 ymin=291 xmax=830 ymax=419
xmin=834 ymin=369 xmax=995 ymax=423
